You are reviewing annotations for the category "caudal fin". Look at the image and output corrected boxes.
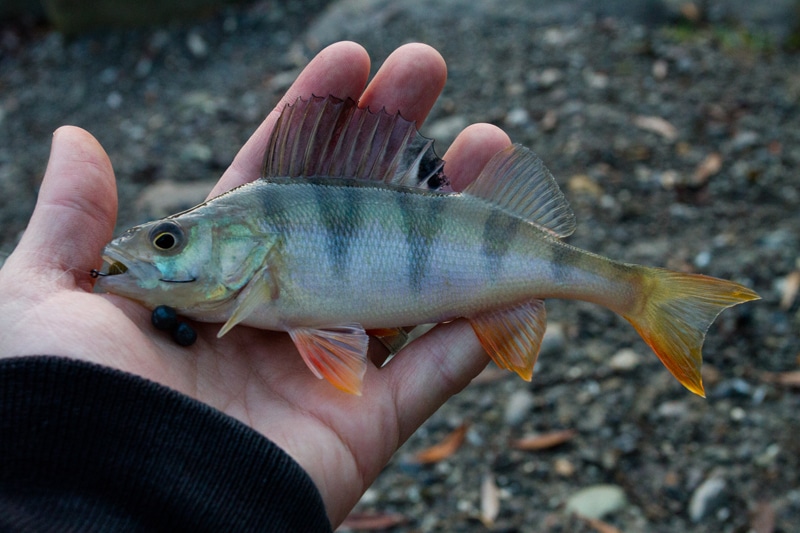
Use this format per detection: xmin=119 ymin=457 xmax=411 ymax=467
xmin=623 ymin=268 xmax=759 ymax=397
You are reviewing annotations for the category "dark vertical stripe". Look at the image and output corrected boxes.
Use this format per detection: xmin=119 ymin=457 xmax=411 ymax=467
xmin=314 ymin=184 xmax=362 ymax=276
xmin=482 ymin=210 xmax=521 ymax=275
xmin=397 ymin=192 xmax=444 ymax=292
xmin=258 ymin=182 xmax=287 ymax=226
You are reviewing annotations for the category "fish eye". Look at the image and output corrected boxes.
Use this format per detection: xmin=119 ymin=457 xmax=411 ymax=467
xmin=149 ymin=221 xmax=185 ymax=252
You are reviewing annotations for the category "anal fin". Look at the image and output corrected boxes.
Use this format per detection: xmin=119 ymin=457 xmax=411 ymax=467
xmin=468 ymin=299 xmax=547 ymax=381
xmin=289 ymin=324 xmax=369 ymax=395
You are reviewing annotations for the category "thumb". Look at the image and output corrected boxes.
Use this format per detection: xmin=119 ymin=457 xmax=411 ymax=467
xmin=13 ymin=126 xmax=117 ymax=290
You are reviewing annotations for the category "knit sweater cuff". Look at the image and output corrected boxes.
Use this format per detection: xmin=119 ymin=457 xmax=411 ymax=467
xmin=0 ymin=355 xmax=332 ymax=532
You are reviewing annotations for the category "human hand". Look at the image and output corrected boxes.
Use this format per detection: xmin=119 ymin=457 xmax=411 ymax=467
xmin=0 ymin=41 xmax=510 ymax=526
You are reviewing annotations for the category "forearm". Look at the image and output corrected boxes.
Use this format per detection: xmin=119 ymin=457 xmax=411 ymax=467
xmin=0 ymin=356 xmax=331 ymax=532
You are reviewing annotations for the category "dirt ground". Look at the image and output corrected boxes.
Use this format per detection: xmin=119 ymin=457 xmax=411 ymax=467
xmin=1 ymin=1 xmax=798 ymax=531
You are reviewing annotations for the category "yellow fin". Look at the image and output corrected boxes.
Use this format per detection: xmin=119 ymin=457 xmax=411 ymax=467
xmin=468 ymin=299 xmax=547 ymax=381
xmin=289 ymin=325 xmax=369 ymax=395
xmin=624 ymin=268 xmax=760 ymax=397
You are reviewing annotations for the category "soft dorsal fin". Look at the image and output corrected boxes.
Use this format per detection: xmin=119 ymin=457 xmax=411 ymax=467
xmin=463 ymin=144 xmax=576 ymax=238
xmin=262 ymin=95 xmax=450 ymax=191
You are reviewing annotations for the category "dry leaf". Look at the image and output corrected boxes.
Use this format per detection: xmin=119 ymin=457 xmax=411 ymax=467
xmin=763 ymin=371 xmax=800 ymax=388
xmin=692 ymin=152 xmax=723 ymax=185
xmin=750 ymin=501 xmax=776 ymax=533
xmin=480 ymin=472 xmax=501 ymax=527
xmin=511 ymin=429 xmax=577 ymax=451
xmin=338 ymin=512 xmax=409 ymax=531
xmin=633 ymin=115 xmax=678 ymax=141
xmin=541 ymin=109 xmax=558 ymax=131
xmin=577 ymin=515 xmax=623 ymax=533
xmin=412 ymin=423 xmax=469 ymax=464
xmin=780 ymin=271 xmax=800 ymax=310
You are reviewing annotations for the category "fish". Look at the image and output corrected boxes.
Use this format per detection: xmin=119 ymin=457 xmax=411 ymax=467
xmin=95 ymin=95 xmax=760 ymax=396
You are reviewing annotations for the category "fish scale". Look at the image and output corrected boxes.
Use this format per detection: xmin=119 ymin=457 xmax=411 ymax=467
xmin=96 ymin=95 xmax=759 ymax=395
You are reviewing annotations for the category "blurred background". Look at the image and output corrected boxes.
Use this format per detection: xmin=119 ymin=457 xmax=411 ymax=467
xmin=1 ymin=1 xmax=798 ymax=531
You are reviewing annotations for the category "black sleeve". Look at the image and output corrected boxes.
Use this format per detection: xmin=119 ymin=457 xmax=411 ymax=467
xmin=0 ymin=356 xmax=332 ymax=532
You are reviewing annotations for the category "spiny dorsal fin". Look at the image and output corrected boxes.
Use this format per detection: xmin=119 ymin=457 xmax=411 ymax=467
xmin=262 ymin=95 xmax=450 ymax=191
xmin=463 ymin=144 xmax=576 ymax=238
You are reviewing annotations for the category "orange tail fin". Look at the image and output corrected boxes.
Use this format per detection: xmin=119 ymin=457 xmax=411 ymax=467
xmin=623 ymin=268 xmax=759 ymax=397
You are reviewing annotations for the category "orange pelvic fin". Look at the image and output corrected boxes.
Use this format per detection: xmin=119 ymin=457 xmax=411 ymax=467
xmin=624 ymin=268 xmax=760 ymax=397
xmin=289 ymin=325 xmax=369 ymax=395
xmin=468 ymin=299 xmax=547 ymax=381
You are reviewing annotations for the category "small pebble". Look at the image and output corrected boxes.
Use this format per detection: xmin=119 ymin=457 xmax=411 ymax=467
xmin=609 ymin=348 xmax=641 ymax=371
xmin=152 ymin=305 xmax=179 ymax=331
xmin=565 ymin=484 xmax=627 ymax=519
xmin=186 ymin=31 xmax=208 ymax=58
xmin=505 ymin=107 xmax=531 ymax=127
xmin=172 ymin=322 xmax=198 ymax=347
xmin=504 ymin=388 xmax=536 ymax=426
xmin=554 ymin=458 xmax=576 ymax=477
xmin=689 ymin=475 xmax=727 ymax=522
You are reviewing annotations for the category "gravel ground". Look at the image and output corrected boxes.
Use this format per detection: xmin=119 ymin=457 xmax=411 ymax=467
xmin=1 ymin=1 xmax=799 ymax=532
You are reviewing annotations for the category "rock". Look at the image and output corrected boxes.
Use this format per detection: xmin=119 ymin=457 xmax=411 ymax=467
xmin=505 ymin=107 xmax=531 ymax=128
xmin=728 ymin=130 xmax=759 ymax=152
xmin=652 ymin=58 xmax=668 ymax=80
xmin=540 ymin=322 xmax=567 ymax=358
xmin=503 ymin=388 xmax=536 ymax=426
xmin=694 ymin=250 xmax=711 ymax=268
xmin=657 ymin=400 xmax=690 ymax=418
xmin=608 ymin=348 xmax=642 ymax=371
xmin=554 ymin=458 xmax=576 ymax=477
xmin=537 ymin=68 xmax=564 ymax=88
xmin=106 ymin=91 xmax=123 ymax=109
xmin=568 ymin=174 xmax=604 ymax=198
xmin=565 ymin=484 xmax=627 ymax=519
xmin=179 ymin=142 xmax=213 ymax=164
xmin=583 ymin=69 xmax=609 ymax=90
xmin=688 ymin=474 xmax=727 ymax=522
xmin=186 ymin=31 xmax=208 ymax=58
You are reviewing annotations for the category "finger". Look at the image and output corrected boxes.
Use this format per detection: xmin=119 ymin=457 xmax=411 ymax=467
xmin=383 ymin=320 xmax=490 ymax=443
xmin=442 ymin=123 xmax=511 ymax=191
xmin=358 ymin=42 xmax=447 ymax=123
xmin=209 ymin=41 xmax=371 ymax=197
xmin=12 ymin=126 xmax=116 ymax=290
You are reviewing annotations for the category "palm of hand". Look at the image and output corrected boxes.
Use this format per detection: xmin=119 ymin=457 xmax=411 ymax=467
xmin=0 ymin=42 xmax=509 ymax=525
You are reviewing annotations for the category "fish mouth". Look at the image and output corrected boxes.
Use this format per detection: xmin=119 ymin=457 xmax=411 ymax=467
xmin=104 ymin=260 xmax=129 ymax=276
xmin=95 ymin=248 xmax=160 ymax=288
xmin=97 ymin=249 xmax=196 ymax=284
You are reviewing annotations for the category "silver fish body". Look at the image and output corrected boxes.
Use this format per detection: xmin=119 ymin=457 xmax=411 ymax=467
xmin=153 ymin=178 xmax=632 ymax=330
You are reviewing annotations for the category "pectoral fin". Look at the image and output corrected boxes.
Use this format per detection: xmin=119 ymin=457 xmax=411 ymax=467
xmin=289 ymin=324 xmax=369 ymax=395
xmin=468 ymin=299 xmax=547 ymax=381
xmin=217 ymin=270 xmax=276 ymax=338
